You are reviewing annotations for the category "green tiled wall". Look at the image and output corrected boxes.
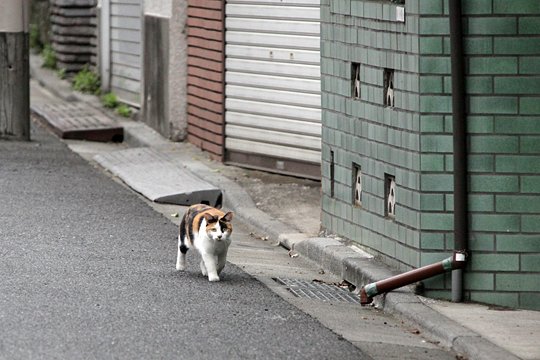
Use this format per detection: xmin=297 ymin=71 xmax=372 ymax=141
xmin=321 ymin=0 xmax=540 ymax=310
xmin=460 ymin=0 xmax=540 ymax=310
xmin=321 ymin=0 xmax=423 ymax=274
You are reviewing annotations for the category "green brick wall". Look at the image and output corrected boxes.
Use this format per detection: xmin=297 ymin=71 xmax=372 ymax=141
xmin=321 ymin=0 xmax=540 ymax=310
xmin=417 ymin=0 xmax=458 ymax=300
xmin=321 ymin=0 xmax=423 ymax=273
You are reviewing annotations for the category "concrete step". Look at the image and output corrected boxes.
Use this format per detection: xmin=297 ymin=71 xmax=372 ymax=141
xmin=94 ymin=147 xmax=222 ymax=207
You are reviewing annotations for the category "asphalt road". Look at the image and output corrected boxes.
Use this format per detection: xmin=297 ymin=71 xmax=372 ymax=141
xmin=0 ymin=124 xmax=370 ymax=359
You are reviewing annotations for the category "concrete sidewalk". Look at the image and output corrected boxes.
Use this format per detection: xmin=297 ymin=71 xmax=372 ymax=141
xmin=30 ymin=55 xmax=539 ymax=360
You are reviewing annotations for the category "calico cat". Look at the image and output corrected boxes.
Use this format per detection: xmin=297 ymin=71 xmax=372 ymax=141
xmin=176 ymin=204 xmax=234 ymax=282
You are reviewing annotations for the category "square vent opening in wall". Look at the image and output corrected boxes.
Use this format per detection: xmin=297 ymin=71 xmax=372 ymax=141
xmin=383 ymin=69 xmax=395 ymax=108
xmin=351 ymin=63 xmax=361 ymax=99
xmin=330 ymin=150 xmax=335 ymax=198
xmin=385 ymin=174 xmax=396 ymax=219
xmin=353 ymin=163 xmax=362 ymax=207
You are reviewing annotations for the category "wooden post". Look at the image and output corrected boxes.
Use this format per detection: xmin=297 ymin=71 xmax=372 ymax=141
xmin=0 ymin=0 xmax=30 ymax=140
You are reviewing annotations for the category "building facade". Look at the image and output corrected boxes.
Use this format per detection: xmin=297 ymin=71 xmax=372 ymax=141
xmin=186 ymin=0 xmax=323 ymax=177
xmin=321 ymin=0 xmax=540 ymax=310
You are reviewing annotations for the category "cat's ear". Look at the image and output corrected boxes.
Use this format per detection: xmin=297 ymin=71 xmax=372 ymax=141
xmin=222 ymin=212 xmax=234 ymax=222
xmin=203 ymin=213 xmax=219 ymax=223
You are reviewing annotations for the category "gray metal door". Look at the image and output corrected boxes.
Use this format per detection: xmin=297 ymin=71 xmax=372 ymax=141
xmin=224 ymin=0 xmax=322 ymax=171
xmin=101 ymin=0 xmax=142 ymax=106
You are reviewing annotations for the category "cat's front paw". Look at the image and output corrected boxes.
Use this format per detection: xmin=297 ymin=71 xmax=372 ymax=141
xmin=208 ymin=274 xmax=220 ymax=282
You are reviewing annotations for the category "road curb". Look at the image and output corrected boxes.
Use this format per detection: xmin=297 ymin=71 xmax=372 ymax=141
xmin=290 ymin=237 xmax=519 ymax=359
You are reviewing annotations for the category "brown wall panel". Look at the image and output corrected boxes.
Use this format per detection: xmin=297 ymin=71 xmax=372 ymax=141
xmin=187 ymin=57 xmax=223 ymax=72
xmin=188 ymin=115 xmax=223 ymax=134
xmin=188 ymin=82 xmax=223 ymax=103
xmin=188 ymin=66 xmax=223 ymax=82
xmin=187 ymin=37 xmax=222 ymax=51
xmin=187 ymin=94 xmax=223 ymax=113
xmin=187 ymin=47 xmax=223 ymax=62
xmin=190 ymin=0 xmax=222 ymax=10
xmin=187 ymin=104 xmax=223 ymax=124
xmin=186 ymin=0 xmax=225 ymax=160
xmin=188 ymin=27 xmax=223 ymax=41
xmin=187 ymin=18 xmax=223 ymax=31
xmin=187 ymin=8 xmax=222 ymax=21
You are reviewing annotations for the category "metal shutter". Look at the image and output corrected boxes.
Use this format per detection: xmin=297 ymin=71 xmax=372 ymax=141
xmin=110 ymin=0 xmax=142 ymax=106
xmin=224 ymin=0 xmax=321 ymax=171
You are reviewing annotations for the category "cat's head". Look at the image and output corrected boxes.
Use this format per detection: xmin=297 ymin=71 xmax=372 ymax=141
xmin=203 ymin=211 xmax=234 ymax=241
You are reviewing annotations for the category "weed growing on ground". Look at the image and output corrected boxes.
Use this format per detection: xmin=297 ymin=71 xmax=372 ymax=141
xmin=41 ymin=45 xmax=56 ymax=69
xmin=72 ymin=65 xmax=101 ymax=95
xmin=100 ymin=91 xmax=131 ymax=117
xmin=56 ymin=68 xmax=66 ymax=80
xmin=101 ymin=92 xmax=119 ymax=109
xmin=30 ymin=24 xmax=43 ymax=52
xmin=116 ymin=104 xmax=132 ymax=118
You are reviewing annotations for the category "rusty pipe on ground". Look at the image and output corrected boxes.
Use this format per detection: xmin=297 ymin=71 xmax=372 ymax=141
xmin=360 ymin=251 xmax=467 ymax=305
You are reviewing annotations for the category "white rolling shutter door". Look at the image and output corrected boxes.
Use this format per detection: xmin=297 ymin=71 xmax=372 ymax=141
xmin=225 ymin=0 xmax=321 ymax=165
xmin=110 ymin=0 xmax=142 ymax=106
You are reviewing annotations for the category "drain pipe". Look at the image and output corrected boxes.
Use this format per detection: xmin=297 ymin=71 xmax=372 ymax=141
xmin=360 ymin=252 xmax=467 ymax=305
xmin=449 ymin=0 xmax=468 ymax=303
xmin=359 ymin=0 xmax=469 ymax=306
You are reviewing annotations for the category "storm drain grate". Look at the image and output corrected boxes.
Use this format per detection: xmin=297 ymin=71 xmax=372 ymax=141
xmin=31 ymin=102 xmax=123 ymax=142
xmin=273 ymin=277 xmax=360 ymax=304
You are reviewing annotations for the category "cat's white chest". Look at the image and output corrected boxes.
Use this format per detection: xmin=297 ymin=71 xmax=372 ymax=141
xmin=194 ymin=233 xmax=230 ymax=255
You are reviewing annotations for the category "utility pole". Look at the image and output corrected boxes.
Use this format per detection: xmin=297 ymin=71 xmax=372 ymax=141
xmin=0 ymin=0 xmax=30 ymax=140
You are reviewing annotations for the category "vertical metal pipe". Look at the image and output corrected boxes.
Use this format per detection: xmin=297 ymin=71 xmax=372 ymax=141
xmin=449 ymin=0 xmax=468 ymax=303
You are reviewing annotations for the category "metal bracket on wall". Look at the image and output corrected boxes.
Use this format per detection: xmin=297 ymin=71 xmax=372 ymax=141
xmin=353 ymin=163 xmax=362 ymax=207
xmin=352 ymin=63 xmax=361 ymax=99
xmin=385 ymin=174 xmax=396 ymax=218
xmin=384 ymin=68 xmax=395 ymax=108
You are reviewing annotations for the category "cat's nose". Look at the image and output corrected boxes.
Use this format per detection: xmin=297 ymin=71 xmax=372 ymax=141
xmin=217 ymin=235 xmax=222 ymax=240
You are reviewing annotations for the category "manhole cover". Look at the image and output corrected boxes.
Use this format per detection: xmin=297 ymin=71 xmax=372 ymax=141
xmin=32 ymin=102 xmax=123 ymax=142
xmin=273 ymin=277 xmax=360 ymax=304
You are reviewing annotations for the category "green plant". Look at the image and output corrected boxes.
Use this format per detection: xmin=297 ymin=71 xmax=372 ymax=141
xmin=30 ymin=24 xmax=43 ymax=52
xmin=72 ymin=65 xmax=101 ymax=95
xmin=101 ymin=92 xmax=119 ymax=109
xmin=100 ymin=92 xmax=131 ymax=117
xmin=41 ymin=45 xmax=56 ymax=69
xmin=56 ymin=68 xmax=66 ymax=80
xmin=116 ymin=104 xmax=132 ymax=118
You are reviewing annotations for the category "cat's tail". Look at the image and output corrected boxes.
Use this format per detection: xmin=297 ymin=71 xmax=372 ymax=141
xmin=176 ymin=215 xmax=189 ymax=271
